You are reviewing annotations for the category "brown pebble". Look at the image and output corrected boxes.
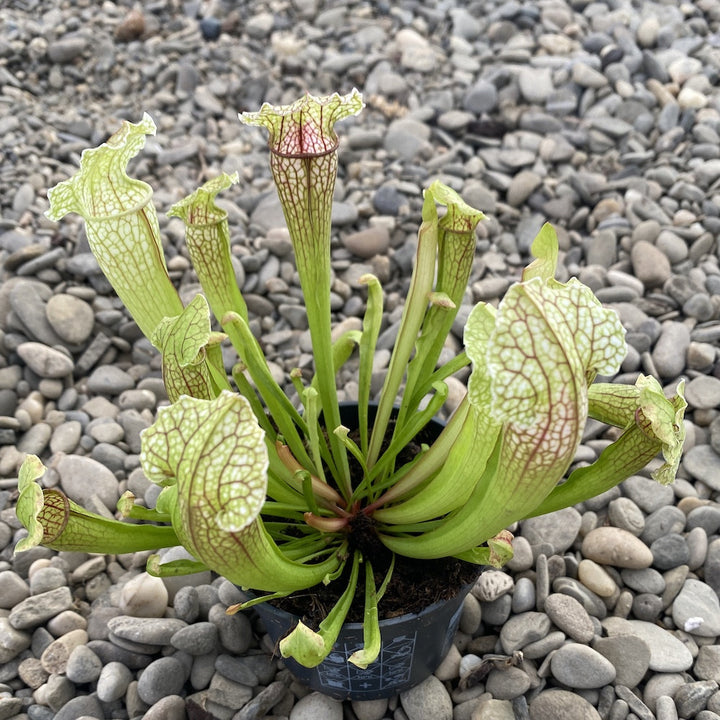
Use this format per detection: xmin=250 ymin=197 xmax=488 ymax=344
xmin=18 ymin=658 xmax=49 ymax=689
xmin=115 ymin=9 xmax=145 ymax=42
xmin=677 ymin=496 xmax=712 ymax=515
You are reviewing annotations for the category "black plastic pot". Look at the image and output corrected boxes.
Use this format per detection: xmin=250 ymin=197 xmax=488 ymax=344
xmin=254 ymin=580 xmax=474 ymax=701
xmin=251 ymin=402 xmax=474 ymax=700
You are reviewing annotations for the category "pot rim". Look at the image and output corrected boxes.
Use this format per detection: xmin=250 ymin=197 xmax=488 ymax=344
xmin=247 ymin=574 xmax=478 ymax=630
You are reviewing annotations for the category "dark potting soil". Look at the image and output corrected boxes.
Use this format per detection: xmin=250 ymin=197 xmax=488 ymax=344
xmin=271 ymin=553 xmax=480 ymax=626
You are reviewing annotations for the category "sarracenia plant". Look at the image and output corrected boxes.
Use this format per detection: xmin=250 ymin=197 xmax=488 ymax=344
xmin=16 ymin=90 xmax=686 ymax=669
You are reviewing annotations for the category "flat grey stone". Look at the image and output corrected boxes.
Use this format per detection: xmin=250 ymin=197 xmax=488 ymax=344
xmin=46 ymin=293 xmax=95 ymax=345
xmin=170 ymin=622 xmax=219 ymax=655
xmin=208 ymin=604 xmax=253 ymax=654
xmin=16 ymin=342 xmax=74 ymax=378
xmin=694 ymin=645 xmax=720 ymax=683
xmin=208 ymin=672 xmax=253 ymax=712
xmin=550 ymin=643 xmax=616 ymax=688
xmin=400 ymin=675 xmax=452 ymax=720
xmin=642 ymin=506 xmax=686 ymax=546
xmin=651 ymin=533 xmax=690 ymax=570
xmin=0 ymin=697 xmax=23 ymax=719
xmin=45 ymin=673 xmax=74 ymax=712
xmin=529 ymin=689 xmax=601 ymax=719
xmin=86 ymin=364 xmax=136 ymax=395
xmin=632 ymin=593 xmax=664 ymax=622
xmin=622 ymin=475 xmax=674 ymax=513
xmin=592 ymin=634 xmax=651 ymax=688
xmin=143 ymin=695 xmax=188 ymax=720
xmin=521 ymin=631 xmax=566 ymax=661
xmin=49 ymin=420 xmax=82 ymax=454
xmin=463 ymin=80 xmax=498 ymax=114
xmin=485 ymin=666 xmax=531 ymax=700
xmin=137 ymin=656 xmax=186 ymax=705
xmin=683 ymin=445 xmax=720 ymax=491
xmin=0 ymin=571 xmax=30 ymax=609
xmin=233 ymin=681 xmax=296 ymax=720
xmin=0 ymin=617 xmax=31 ymax=663
xmin=213 ymin=654 xmax=259 ymax=686
xmin=173 ymin=586 xmax=200 ymax=624
xmin=481 ymin=593 xmax=513 ymax=626
xmin=8 ymin=586 xmax=73 ymax=630
xmin=602 ymin=618 xmax=693 ymax=672
xmin=54 ymin=694 xmax=104 ymax=720
xmin=652 ymin=321 xmax=691 ymax=379
xmin=607 ymin=497 xmax=646 ymax=535
xmin=384 ymin=118 xmax=432 ymax=161
xmin=544 ymin=593 xmax=595 ymax=643
xmin=499 ymin=612 xmax=552 ymax=654
xmin=9 ymin=279 xmax=65 ymax=346
xmin=685 ymin=505 xmax=720 ymax=536
xmin=96 ymin=661 xmax=134 ymax=702
xmin=108 ymin=616 xmax=187 ymax=646
xmin=65 ymin=644 xmax=102 ymax=684
xmin=674 ymin=681 xmax=720 ymax=719
xmin=331 ymin=201 xmax=358 ymax=226
xmin=572 ymin=63 xmax=608 ymax=89
xmin=581 ymin=527 xmax=653 ymax=569
xmin=56 ymin=454 xmax=120 ymax=509
xmin=47 ymin=35 xmax=88 ymax=63
xmin=672 ymin=579 xmax=720 ymax=636
xmin=552 ymin=577 xmax=607 ymax=619
xmin=685 ymin=375 xmax=720 ymax=409
xmin=518 ymin=67 xmax=554 ymax=103
xmin=28 ymin=570 xmax=66 ymax=602
xmin=520 ymin=507 xmax=582 ymax=555
xmin=512 ymin=577 xmax=535 ymax=614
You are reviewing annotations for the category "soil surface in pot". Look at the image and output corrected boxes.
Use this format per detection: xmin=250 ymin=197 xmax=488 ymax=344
xmin=270 ymin=547 xmax=479 ymax=626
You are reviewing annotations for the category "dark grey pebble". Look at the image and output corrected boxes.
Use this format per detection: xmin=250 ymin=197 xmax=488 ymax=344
xmin=213 ymin=653 xmax=259 ymax=686
xmin=9 ymin=280 xmax=64 ymax=347
xmin=65 ymin=645 xmax=102 ymax=684
xmin=86 ymin=365 xmax=135 ymax=395
xmin=651 ymin=533 xmax=691 ymax=570
xmin=142 ymin=694 xmax=187 ymax=720
xmin=372 ymin=185 xmax=406 ymax=215
xmin=171 ymin=622 xmax=219 ymax=655
xmin=86 ymin=640 xmax=153 ymax=671
xmin=137 ymin=656 xmax=187 ymax=705
xmin=53 ymin=694 xmax=104 ymax=720
xmin=8 ymin=587 xmax=73 ymax=630
xmin=687 ymin=506 xmax=720 ymax=534
xmin=107 ymin=617 xmax=187 ymax=645
xmin=200 ymin=17 xmax=222 ymax=40
xmin=631 ymin=593 xmax=664 ymax=622
xmin=233 ymin=679 xmax=289 ymax=720
xmin=620 ymin=567 xmax=666 ymax=595
xmin=641 ymin=506 xmax=686 ymax=545
xmin=207 ymin=604 xmax=252 ymax=654
xmin=674 ymin=681 xmax=720 ymax=718
xmin=173 ymin=586 xmax=200 ymax=623
xmin=615 ymin=684 xmax=655 ymax=720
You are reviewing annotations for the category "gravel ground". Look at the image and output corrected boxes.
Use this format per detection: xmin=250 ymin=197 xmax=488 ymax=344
xmin=2 ymin=1 xmax=720 ymax=719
